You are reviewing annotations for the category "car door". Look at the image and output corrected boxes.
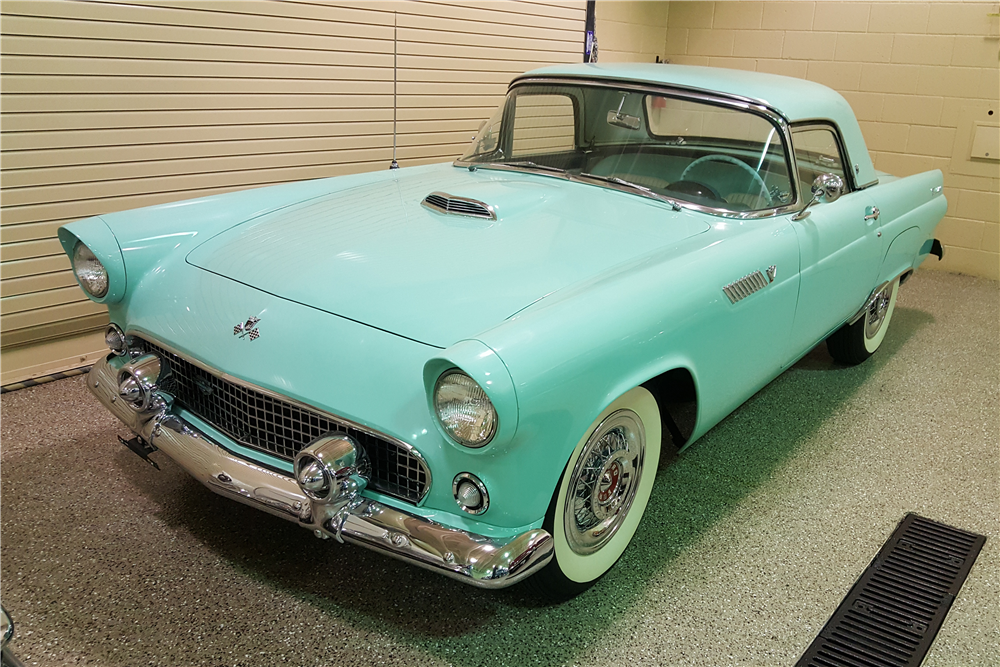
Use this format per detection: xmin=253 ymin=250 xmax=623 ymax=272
xmin=786 ymin=124 xmax=883 ymax=358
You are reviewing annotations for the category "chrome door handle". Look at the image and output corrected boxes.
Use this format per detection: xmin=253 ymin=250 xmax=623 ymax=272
xmin=864 ymin=206 xmax=880 ymax=222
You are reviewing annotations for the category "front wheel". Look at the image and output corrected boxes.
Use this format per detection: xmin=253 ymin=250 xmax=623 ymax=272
xmin=826 ymin=277 xmax=899 ymax=365
xmin=530 ymin=386 xmax=661 ymax=600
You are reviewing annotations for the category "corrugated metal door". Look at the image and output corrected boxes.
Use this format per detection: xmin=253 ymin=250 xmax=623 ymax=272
xmin=0 ymin=0 xmax=585 ymax=383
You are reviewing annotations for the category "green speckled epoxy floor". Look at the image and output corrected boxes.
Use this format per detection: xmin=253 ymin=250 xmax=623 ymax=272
xmin=2 ymin=270 xmax=997 ymax=667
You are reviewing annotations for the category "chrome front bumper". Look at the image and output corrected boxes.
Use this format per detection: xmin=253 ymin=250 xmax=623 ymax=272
xmin=88 ymin=354 xmax=552 ymax=588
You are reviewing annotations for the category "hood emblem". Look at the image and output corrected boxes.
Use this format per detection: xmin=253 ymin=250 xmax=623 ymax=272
xmin=234 ymin=316 xmax=261 ymax=341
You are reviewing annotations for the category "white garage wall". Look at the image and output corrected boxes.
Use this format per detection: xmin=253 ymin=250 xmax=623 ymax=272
xmin=0 ymin=0 xmax=586 ymax=383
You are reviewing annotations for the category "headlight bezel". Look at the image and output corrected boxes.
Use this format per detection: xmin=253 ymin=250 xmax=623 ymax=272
xmin=433 ymin=369 xmax=499 ymax=448
xmin=57 ymin=219 xmax=127 ymax=304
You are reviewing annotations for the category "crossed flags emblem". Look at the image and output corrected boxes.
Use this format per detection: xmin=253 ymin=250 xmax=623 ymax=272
xmin=234 ymin=316 xmax=261 ymax=341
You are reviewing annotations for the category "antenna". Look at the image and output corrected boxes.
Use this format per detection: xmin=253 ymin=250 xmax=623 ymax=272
xmin=390 ymin=12 xmax=399 ymax=169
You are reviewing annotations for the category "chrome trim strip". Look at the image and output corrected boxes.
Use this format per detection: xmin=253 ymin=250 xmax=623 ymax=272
xmin=510 ymin=75 xmax=792 ymax=126
xmin=126 ymin=331 xmax=432 ymax=504
xmin=88 ymin=355 xmax=553 ymax=588
xmin=455 ymin=76 xmax=802 ymax=220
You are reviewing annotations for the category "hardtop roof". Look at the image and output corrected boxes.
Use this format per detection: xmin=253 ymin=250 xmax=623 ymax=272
xmin=515 ymin=63 xmax=876 ymax=187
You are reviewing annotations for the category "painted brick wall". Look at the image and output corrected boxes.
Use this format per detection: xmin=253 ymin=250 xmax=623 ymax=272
xmin=663 ymin=1 xmax=999 ymax=279
xmin=600 ymin=1 xmax=999 ymax=279
xmin=595 ymin=1 xmax=670 ymax=62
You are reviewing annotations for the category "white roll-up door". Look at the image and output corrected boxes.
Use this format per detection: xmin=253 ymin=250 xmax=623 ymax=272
xmin=0 ymin=0 xmax=586 ymax=383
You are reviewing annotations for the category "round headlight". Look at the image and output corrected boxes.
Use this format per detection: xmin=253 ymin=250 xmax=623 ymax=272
xmin=433 ymin=371 xmax=498 ymax=448
xmin=72 ymin=241 xmax=109 ymax=298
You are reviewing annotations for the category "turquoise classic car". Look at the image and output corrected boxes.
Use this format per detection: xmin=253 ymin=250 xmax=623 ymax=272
xmin=59 ymin=64 xmax=945 ymax=599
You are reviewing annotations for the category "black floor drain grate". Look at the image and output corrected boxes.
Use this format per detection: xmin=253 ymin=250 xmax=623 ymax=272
xmin=796 ymin=514 xmax=985 ymax=667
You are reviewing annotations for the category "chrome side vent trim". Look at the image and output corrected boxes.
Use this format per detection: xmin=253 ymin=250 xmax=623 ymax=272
xmin=723 ymin=270 xmax=769 ymax=304
xmin=422 ymin=192 xmax=496 ymax=220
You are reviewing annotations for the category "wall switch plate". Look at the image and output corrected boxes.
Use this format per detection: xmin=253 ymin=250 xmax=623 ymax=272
xmin=970 ymin=123 xmax=999 ymax=160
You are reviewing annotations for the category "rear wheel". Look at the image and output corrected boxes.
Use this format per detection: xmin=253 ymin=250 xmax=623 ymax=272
xmin=530 ymin=387 xmax=661 ymax=600
xmin=826 ymin=277 xmax=899 ymax=365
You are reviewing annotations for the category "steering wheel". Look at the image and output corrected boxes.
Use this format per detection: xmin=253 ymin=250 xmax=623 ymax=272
xmin=680 ymin=154 xmax=770 ymax=205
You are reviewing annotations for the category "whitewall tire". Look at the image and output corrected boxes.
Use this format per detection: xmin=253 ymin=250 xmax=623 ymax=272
xmin=531 ymin=386 xmax=661 ymax=598
xmin=827 ymin=276 xmax=900 ymax=365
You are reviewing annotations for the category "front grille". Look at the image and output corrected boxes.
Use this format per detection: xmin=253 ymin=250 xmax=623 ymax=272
xmin=136 ymin=338 xmax=429 ymax=504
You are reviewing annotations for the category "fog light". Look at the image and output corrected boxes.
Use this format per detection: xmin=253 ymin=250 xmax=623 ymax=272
xmin=294 ymin=433 xmax=369 ymax=505
xmin=457 ymin=481 xmax=482 ymax=507
xmin=453 ymin=473 xmax=489 ymax=515
xmin=105 ymin=324 xmax=127 ymax=356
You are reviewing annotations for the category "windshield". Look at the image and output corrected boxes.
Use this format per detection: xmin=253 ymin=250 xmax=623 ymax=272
xmin=459 ymin=82 xmax=795 ymax=213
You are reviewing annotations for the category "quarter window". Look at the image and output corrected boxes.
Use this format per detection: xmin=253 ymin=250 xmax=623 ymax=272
xmin=792 ymin=126 xmax=849 ymax=194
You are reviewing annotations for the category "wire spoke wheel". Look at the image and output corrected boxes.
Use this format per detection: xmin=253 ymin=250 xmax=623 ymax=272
xmin=565 ymin=411 xmax=644 ymax=555
xmin=864 ymin=282 xmax=893 ymax=341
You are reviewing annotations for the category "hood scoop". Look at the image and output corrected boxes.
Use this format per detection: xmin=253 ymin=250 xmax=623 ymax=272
xmin=422 ymin=191 xmax=496 ymax=220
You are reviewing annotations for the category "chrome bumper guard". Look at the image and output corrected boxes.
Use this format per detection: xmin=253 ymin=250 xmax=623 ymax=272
xmin=88 ymin=355 xmax=552 ymax=588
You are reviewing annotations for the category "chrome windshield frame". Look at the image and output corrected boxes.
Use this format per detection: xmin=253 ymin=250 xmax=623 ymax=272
xmin=454 ymin=76 xmax=803 ymax=221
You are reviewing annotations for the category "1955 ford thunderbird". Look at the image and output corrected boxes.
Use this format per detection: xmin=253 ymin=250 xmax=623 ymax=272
xmin=59 ymin=63 xmax=945 ymax=598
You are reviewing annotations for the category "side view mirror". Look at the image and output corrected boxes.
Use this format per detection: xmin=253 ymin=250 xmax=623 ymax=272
xmin=792 ymin=173 xmax=845 ymax=220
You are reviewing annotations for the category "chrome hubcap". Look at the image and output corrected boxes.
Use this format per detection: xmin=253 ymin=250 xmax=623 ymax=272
xmin=865 ymin=283 xmax=893 ymax=339
xmin=564 ymin=410 xmax=645 ymax=555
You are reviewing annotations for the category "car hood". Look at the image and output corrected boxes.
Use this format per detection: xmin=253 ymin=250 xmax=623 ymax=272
xmin=186 ymin=163 xmax=710 ymax=347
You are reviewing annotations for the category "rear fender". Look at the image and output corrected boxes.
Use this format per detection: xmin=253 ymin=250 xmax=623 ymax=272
xmin=872 ymin=170 xmax=947 ymax=284
xmin=878 ymin=226 xmax=923 ymax=285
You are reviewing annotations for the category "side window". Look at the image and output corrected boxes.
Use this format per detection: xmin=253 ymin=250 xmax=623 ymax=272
xmin=511 ymin=94 xmax=576 ymax=157
xmin=792 ymin=126 xmax=849 ymax=194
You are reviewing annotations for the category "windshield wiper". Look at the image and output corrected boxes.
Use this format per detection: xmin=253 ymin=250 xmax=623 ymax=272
xmin=492 ymin=160 xmax=567 ymax=173
xmin=579 ymin=173 xmax=683 ymax=211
